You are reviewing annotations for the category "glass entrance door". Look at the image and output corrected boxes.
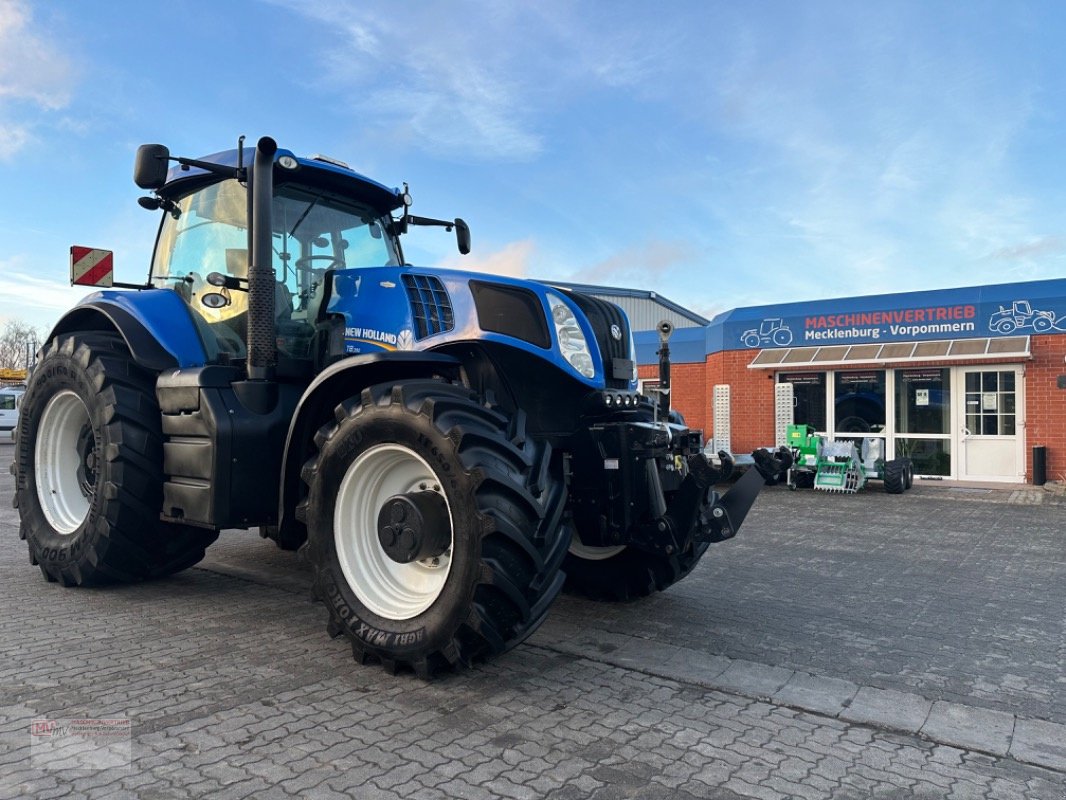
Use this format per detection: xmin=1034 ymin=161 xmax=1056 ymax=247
xmin=956 ymin=367 xmax=1025 ymax=482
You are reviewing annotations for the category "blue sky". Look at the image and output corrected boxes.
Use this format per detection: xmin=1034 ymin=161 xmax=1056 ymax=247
xmin=1 ymin=0 xmax=1064 ymax=332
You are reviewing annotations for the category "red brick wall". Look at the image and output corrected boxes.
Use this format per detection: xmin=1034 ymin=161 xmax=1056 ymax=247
xmin=1025 ymin=334 xmax=1066 ymax=482
xmin=709 ymin=351 xmax=777 ymax=454
xmin=642 ymin=337 xmax=1066 ymax=483
xmin=638 ymin=363 xmax=708 ymax=432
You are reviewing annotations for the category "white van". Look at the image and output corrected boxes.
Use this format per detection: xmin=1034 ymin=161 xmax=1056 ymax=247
xmin=0 ymin=386 xmax=25 ymax=442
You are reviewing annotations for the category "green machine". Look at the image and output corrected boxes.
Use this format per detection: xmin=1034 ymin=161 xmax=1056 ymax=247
xmin=785 ymin=424 xmax=913 ymax=494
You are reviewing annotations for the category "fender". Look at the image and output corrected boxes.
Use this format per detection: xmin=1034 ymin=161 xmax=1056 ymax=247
xmin=48 ymin=290 xmax=208 ymax=371
xmin=276 ymin=351 xmax=463 ymax=535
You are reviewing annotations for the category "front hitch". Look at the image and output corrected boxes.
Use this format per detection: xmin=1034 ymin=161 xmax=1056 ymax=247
xmin=570 ymin=416 xmax=792 ymax=556
xmin=629 ymin=446 xmax=793 ymax=554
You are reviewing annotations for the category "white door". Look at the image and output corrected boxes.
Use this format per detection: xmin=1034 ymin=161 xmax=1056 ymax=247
xmin=956 ymin=366 xmax=1025 ymax=482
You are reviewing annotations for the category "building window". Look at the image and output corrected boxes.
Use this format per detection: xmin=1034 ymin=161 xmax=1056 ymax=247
xmin=895 ymin=368 xmax=951 ymax=476
xmin=834 ymin=371 xmax=885 ymax=434
xmin=778 ymin=372 xmax=826 ymax=431
xmin=965 ymin=370 xmax=1017 ymax=436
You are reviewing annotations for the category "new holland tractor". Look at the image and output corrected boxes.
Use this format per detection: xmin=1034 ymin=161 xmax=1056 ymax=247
xmin=14 ymin=137 xmax=790 ymax=676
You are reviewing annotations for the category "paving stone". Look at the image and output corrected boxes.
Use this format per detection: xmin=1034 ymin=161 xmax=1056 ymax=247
xmin=840 ymin=686 xmax=933 ymax=733
xmin=921 ymin=701 xmax=1015 ymax=756
xmin=660 ymin=647 xmax=733 ymax=686
xmin=713 ymin=660 xmax=794 ymax=699
xmin=0 ymin=448 xmax=1063 ymax=800
xmin=772 ymin=671 xmax=858 ymax=716
xmin=1008 ymin=717 xmax=1066 ymax=772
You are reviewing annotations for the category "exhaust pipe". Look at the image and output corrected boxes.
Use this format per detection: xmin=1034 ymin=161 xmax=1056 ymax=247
xmin=248 ymin=136 xmax=278 ymax=381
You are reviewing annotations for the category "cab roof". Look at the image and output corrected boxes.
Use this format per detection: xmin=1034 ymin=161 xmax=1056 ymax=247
xmin=160 ymin=147 xmax=405 ymax=213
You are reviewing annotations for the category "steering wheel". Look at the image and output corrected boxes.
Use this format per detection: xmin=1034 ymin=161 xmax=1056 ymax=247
xmin=295 ymin=255 xmax=342 ymax=270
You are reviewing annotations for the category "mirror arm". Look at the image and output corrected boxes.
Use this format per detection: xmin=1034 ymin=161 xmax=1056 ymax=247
xmin=174 ymin=157 xmax=247 ymax=182
xmin=405 ymin=214 xmax=455 ymax=231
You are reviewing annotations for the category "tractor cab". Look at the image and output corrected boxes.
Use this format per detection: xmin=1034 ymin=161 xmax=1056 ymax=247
xmin=146 ymin=156 xmax=404 ymax=370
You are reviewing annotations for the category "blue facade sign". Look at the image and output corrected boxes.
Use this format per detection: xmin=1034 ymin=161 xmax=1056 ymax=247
xmin=720 ymin=279 xmax=1066 ymax=350
xmin=632 ymin=278 xmax=1066 ymax=366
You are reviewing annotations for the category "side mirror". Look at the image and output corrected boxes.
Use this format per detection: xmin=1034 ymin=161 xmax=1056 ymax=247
xmin=454 ymin=218 xmax=471 ymax=255
xmin=134 ymin=144 xmax=171 ymax=189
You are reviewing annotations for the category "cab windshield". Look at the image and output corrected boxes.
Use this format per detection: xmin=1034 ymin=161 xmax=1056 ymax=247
xmin=151 ymin=178 xmax=399 ymax=361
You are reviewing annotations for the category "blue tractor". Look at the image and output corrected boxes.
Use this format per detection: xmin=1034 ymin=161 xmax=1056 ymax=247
xmin=14 ymin=137 xmax=789 ymax=676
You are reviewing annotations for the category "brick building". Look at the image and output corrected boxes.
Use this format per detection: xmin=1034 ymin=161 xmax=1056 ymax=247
xmin=631 ymin=279 xmax=1066 ymax=485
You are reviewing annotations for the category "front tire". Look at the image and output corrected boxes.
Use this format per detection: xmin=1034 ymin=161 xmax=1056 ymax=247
xmin=15 ymin=333 xmax=217 ymax=585
xmin=300 ymin=380 xmax=569 ymax=677
xmin=563 ymin=535 xmax=711 ymax=601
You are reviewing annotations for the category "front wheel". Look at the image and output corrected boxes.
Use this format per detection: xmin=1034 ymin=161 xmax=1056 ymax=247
xmin=300 ymin=380 xmax=569 ymax=676
xmin=15 ymin=333 xmax=217 ymax=585
xmin=563 ymin=532 xmax=710 ymax=601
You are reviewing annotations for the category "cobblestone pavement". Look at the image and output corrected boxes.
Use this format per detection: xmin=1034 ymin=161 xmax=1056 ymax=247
xmin=550 ymin=481 xmax=1066 ymax=723
xmin=2 ymin=446 xmax=1065 ymax=799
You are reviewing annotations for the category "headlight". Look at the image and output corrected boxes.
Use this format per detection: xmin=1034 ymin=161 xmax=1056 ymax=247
xmin=628 ymin=328 xmax=638 ymax=381
xmin=547 ymin=293 xmax=596 ymax=379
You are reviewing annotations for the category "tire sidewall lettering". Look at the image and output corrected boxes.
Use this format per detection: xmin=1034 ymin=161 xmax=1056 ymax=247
xmin=323 ymin=573 xmax=427 ymax=649
xmin=18 ymin=338 xmax=111 ymax=570
xmin=309 ymin=390 xmax=482 ymax=656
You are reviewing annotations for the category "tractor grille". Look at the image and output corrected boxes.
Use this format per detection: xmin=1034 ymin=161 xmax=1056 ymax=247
xmin=403 ymin=274 xmax=454 ymax=339
xmin=567 ymin=292 xmax=634 ymax=389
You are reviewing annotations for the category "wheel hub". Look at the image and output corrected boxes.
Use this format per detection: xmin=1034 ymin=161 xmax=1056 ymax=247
xmin=377 ymin=491 xmax=450 ymax=564
xmin=75 ymin=423 xmax=98 ymax=500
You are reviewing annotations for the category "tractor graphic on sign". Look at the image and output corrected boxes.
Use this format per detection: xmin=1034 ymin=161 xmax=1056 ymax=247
xmin=988 ymin=300 xmax=1064 ymax=334
xmin=742 ymin=318 xmax=793 ymax=348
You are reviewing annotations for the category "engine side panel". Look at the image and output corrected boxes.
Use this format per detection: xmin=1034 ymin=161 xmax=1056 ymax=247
xmin=327 ymin=266 xmax=615 ymax=389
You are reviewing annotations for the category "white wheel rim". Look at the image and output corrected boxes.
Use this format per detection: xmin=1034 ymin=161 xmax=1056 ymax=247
xmin=34 ymin=390 xmax=95 ymax=535
xmin=334 ymin=444 xmax=453 ymax=620
xmin=568 ymin=530 xmax=625 ymax=561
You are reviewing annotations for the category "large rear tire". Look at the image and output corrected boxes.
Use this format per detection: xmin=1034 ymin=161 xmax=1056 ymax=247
xmin=299 ymin=380 xmax=569 ymax=677
xmin=14 ymin=333 xmax=217 ymax=585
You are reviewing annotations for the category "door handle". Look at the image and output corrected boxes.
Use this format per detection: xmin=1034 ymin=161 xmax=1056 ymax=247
xmin=962 ymin=427 xmax=972 ymax=436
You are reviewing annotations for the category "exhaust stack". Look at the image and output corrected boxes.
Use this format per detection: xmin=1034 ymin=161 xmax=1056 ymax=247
xmin=248 ymin=136 xmax=278 ymax=381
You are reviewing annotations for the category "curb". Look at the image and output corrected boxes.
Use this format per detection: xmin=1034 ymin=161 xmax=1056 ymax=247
xmin=531 ymin=627 xmax=1066 ymax=775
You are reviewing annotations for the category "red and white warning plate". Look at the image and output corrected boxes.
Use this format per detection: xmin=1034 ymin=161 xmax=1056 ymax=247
xmin=70 ymin=246 xmax=114 ymax=288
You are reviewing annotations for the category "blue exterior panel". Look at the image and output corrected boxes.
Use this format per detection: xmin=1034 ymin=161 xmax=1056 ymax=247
xmin=330 ymin=266 xmax=611 ymax=389
xmin=54 ymin=289 xmax=208 ymax=367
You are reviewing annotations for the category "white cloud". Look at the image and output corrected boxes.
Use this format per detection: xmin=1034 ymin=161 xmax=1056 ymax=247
xmin=264 ymin=1 xmax=543 ymax=161
xmin=0 ymin=0 xmax=75 ymax=159
xmin=568 ymin=240 xmax=695 ymax=288
xmin=0 ymin=258 xmax=92 ymax=332
xmin=444 ymin=239 xmax=535 ymax=278
xmin=263 ymin=0 xmax=681 ymax=163
xmin=684 ymin=5 xmax=1049 ymax=296
xmin=0 ymin=120 xmax=30 ymax=159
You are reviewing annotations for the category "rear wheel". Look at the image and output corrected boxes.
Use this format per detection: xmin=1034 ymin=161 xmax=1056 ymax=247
xmin=883 ymin=458 xmax=906 ymax=494
xmin=299 ymin=380 xmax=569 ymax=676
xmin=15 ymin=333 xmax=217 ymax=585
